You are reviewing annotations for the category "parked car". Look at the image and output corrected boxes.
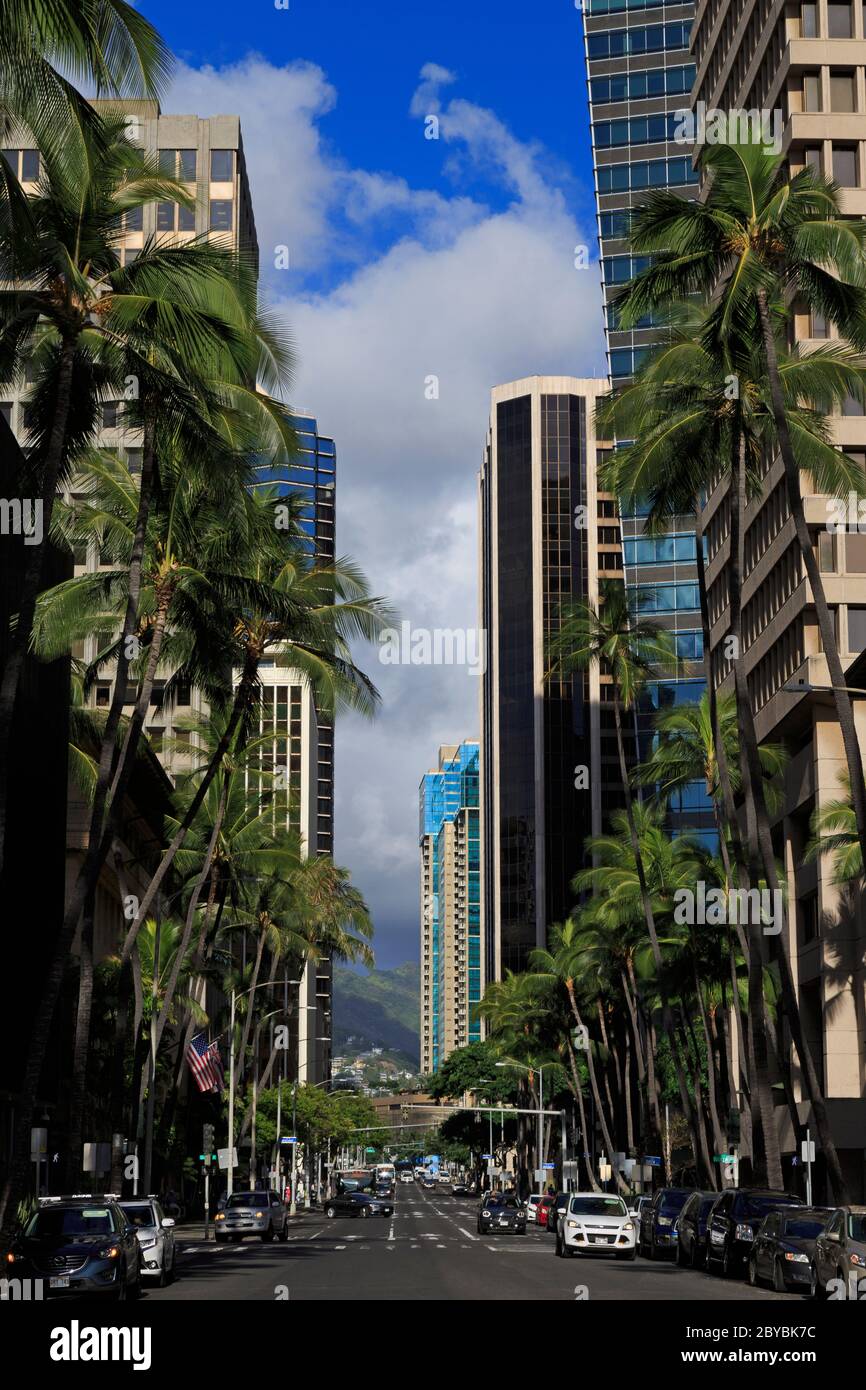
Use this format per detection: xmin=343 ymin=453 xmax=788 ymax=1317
xmin=8 ymin=1195 xmax=142 ymax=1299
xmin=546 ymin=1191 xmax=571 ymax=1237
xmin=706 ymin=1189 xmax=804 ymax=1277
xmin=813 ymin=1205 xmax=866 ymax=1298
xmin=556 ymin=1193 xmax=637 ymax=1260
xmin=639 ymin=1188 xmax=693 ymax=1259
xmin=675 ymin=1191 xmax=718 ymax=1269
xmin=118 ymin=1197 xmax=176 ymax=1287
xmin=526 ymin=1193 xmax=546 ymax=1224
xmin=324 ymin=1191 xmax=393 ymax=1219
xmin=477 ymin=1194 xmax=526 ymax=1235
xmin=214 ymin=1189 xmax=289 ymax=1243
xmin=747 ymin=1207 xmax=831 ymax=1294
xmin=628 ymin=1195 xmax=651 ymax=1223
xmin=537 ymin=1195 xmax=557 ymax=1229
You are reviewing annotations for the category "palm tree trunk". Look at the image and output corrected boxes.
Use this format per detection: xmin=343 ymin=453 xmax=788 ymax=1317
xmin=565 ymin=982 xmax=628 ymax=1193
xmin=564 ymin=1036 xmax=601 ymax=1192
xmin=728 ymin=426 xmax=783 ymax=1188
xmin=64 ymin=884 xmax=96 ymax=1191
xmin=0 ymin=335 xmax=76 ymax=879
xmin=628 ymin=956 xmax=661 ymax=1138
xmin=756 ymin=288 xmax=853 ymax=1201
xmin=611 ymin=689 xmax=706 ymax=1177
xmin=692 ymin=957 xmax=725 ymax=1158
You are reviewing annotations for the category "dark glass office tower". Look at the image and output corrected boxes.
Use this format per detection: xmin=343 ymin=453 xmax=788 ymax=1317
xmin=479 ymin=377 xmax=617 ymax=980
xmin=584 ymin=3 xmax=714 ymax=844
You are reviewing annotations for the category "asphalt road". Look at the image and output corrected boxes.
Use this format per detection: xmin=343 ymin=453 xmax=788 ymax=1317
xmin=148 ymin=1184 xmax=792 ymax=1302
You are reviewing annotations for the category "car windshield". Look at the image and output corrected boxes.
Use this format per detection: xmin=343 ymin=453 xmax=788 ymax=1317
xmin=227 ymin=1193 xmax=268 ymax=1208
xmin=847 ymin=1214 xmax=866 ymax=1241
xmin=659 ymin=1191 xmax=691 ymax=1214
xmin=569 ymin=1197 xmax=627 ymax=1217
xmin=742 ymin=1195 xmax=799 ymax=1219
xmin=781 ymin=1217 xmax=826 ymax=1239
xmin=26 ymin=1206 xmax=115 ymax=1238
xmin=119 ymin=1204 xmax=156 ymax=1228
xmin=488 ymin=1197 xmax=519 ymax=1209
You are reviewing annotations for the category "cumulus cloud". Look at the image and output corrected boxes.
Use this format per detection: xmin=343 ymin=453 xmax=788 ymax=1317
xmin=166 ymin=56 xmax=606 ymax=967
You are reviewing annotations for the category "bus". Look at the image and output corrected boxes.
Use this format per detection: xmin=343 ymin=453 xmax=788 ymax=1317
xmin=373 ymin=1162 xmax=396 ymax=1188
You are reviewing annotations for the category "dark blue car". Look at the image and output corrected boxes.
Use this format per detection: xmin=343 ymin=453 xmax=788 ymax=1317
xmin=675 ymin=1190 xmax=718 ymax=1268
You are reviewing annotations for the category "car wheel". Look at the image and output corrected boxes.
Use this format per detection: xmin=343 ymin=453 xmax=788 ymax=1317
xmin=360 ymin=1207 xmax=370 ymax=1219
xmin=278 ymin=1220 xmax=289 ymax=1241
xmin=325 ymin=1206 xmax=337 ymax=1219
xmin=115 ymin=1267 xmax=128 ymax=1301
xmin=262 ymin=1225 xmax=275 ymax=1243
xmin=616 ymin=1248 xmax=636 ymax=1261
xmin=677 ymin=1237 xmax=687 ymax=1266
xmin=166 ymin=1252 xmax=176 ymax=1284
xmin=721 ymin=1243 xmax=732 ymax=1278
xmin=748 ymin=1255 xmax=759 ymax=1288
xmin=156 ymin=1262 xmax=167 ymax=1289
xmin=773 ymin=1258 xmax=787 ymax=1295
xmin=807 ymin=1263 xmax=817 ymax=1299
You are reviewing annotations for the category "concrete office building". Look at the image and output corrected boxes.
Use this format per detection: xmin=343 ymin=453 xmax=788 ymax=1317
xmin=692 ymin=0 xmax=866 ymax=1197
xmin=479 ymin=377 xmax=619 ymax=981
xmin=419 ymin=743 xmax=482 ymax=1073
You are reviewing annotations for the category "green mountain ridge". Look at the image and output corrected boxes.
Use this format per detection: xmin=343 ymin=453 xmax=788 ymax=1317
xmin=332 ymin=961 xmax=420 ymax=1068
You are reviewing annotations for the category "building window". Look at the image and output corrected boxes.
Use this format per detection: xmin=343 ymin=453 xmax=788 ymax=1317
xmin=827 ymin=2 xmax=853 ymax=36
xmin=156 ymin=201 xmax=175 ymax=231
xmin=818 ymin=531 xmax=837 ymax=572
xmin=102 ymin=401 xmax=120 ymax=429
xmin=178 ymin=204 xmax=196 ymax=232
xmin=210 ymin=149 xmax=233 ymax=181
xmin=209 ymin=199 xmax=233 ymax=231
xmin=179 ymin=149 xmax=197 ymax=180
xmin=799 ymin=892 xmax=819 ymax=943
xmin=801 ymin=1 xmax=818 ymax=34
xmin=126 ymin=448 xmax=142 ymax=473
xmin=804 ymin=73 xmax=822 ymax=111
xmin=830 ymin=73 xmax=856 ymax=112
xmin=833 ymin=146 xmax=858 ymax=186
xmin=21 ymin=149 xmax=39 ymax=181
xmin=124 ymin=205 xmax=143 ymax=232
xmin=95 ymin=685 xmax=111 ymax=707
xmin=847 ymin=606 xmax=866 ymax=650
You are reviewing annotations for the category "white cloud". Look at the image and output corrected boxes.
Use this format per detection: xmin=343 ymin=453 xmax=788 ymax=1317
xmin=166 ymin=56 xmax=607 ymax=965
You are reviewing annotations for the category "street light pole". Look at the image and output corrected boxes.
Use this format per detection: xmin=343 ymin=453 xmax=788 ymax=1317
xmin=227 ymin=988 xmax=236 ymax=1197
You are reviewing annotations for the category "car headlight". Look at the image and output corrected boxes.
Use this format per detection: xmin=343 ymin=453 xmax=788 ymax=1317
xmin=139 ymin=1237 xmax=157 ymax=1249
xmin=6 ymin=1252 xmax=17 ymax=1264
xmin=567 ymin=1220 xmax=577 ymax=1229
xmin=255 ymin=1212 xmax=264 ymax=1219
xmin=784 ymin=1252 xmax=809 ymax=1263
xmin=215 ymin=1212 xmax=225 ymax=1221
xmin=735 ymin=1224 xmax=754 ymax=1241
xmin=97 ymin=1246 xmax=120 ymax=1260
xmin=623 ymin=1221 xmax=634 ymax=1233
xmin=849 ymin=1253 xmax=865 ymax=1268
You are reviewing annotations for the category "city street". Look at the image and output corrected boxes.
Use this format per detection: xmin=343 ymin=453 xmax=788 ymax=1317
xmin=150 ymin=1185 xmax=788 ymax=1303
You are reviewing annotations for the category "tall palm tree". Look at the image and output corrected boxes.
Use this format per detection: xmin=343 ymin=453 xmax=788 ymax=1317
xmin=614 ymin=136 xmax=866 ymax=887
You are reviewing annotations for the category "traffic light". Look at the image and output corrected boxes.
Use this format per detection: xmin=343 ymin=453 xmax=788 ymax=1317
xmin=202 ymin=1123 xmax=215 ymax=1164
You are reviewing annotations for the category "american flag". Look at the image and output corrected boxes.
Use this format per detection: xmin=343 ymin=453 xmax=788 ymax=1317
xmin=186 ymin=1034 xmax=225 ymax=1094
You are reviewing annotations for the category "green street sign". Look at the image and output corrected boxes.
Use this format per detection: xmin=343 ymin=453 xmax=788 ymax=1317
xmin=365 ymin=1147 xmax=376 ymax=1154
xmin=713 ymin=1153 xmax=734 ymax=1163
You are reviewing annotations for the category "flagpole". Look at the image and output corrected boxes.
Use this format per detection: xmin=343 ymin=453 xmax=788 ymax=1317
xmin=227 ymin=988 xmax=236 ymax=1197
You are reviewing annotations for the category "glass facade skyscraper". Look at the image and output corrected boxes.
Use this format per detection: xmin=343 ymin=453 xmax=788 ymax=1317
xmin=584 ymin=4 xmax=714 ymax=843
xmin=419 ymin=743 xmax=481 ymax=1074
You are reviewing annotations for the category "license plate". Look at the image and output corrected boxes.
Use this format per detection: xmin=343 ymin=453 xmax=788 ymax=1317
xmin=49 ymin=1276 xmax=70 ymax=1289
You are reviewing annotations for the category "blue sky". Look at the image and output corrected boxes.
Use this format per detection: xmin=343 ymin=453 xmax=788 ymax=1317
xmin=141 ymin=0 xmax=607 ymax=970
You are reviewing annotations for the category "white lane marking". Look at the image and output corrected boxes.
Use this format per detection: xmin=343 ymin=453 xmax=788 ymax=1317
xmin=335 ymin=1244 xmax=346 ymax=1250
xmin=437 ymin=1245 xmax=446 ymax=1249
xmin=388 ymin=1221 xmax=395 ymax=1242
xmin=306 ymin=1230 xmax=321 ymax=1240
xmin=458 ymin=1228 xmax=479 ymax=1242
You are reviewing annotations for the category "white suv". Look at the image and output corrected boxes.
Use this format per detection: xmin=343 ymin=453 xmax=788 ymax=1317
xmin=556 ymin=1194 xmax=637 ymax=1260
xmin=118 ymin=1197 xmax=176 ymax=1286
xmin=526 ymin=1193 xmax=546 ymax=1225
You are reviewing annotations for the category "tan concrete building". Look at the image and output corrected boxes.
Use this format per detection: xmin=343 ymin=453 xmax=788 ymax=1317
xmin=693 ymin=1 xmax=866 ymax=1198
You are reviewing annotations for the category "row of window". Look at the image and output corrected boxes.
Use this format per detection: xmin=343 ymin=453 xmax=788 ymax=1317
xmin=586 ymin=21 xmax=691 ymax=59
xmin=157 ymin=148 xmax=234 ymax=181
xmin=603 ymin=254 xmax=652 ymax=284
xmin=587 ymin=0 xmax=671 ymax=12
xmin=605 ymin=299 xmax=669 ymax=330
xmin=124 ymin=199 xmax=234 ymax=234
xmin=595 ymin=113 xmax=682 ymax=149
xmin=610 ymin=346 xmax=652 ymax=378
xmin=623 ymin=533 xmax=697 ymax=566
xmin=597 ymin=155 xmax=698 ymax=194
xmin=590 ymin=65 xmax=695 ymax=105
xmin=632 ymin=581 xmax=701 ymax=613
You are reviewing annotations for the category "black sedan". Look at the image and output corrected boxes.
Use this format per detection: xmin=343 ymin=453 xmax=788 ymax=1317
xmin=706 ymin=1188 xmax=804 ymax=1277
xmin=477 ymin=1195 xmax=526 ymax=1235
xmin=675 ymin=1191 xmax=718 ymax=1268
xmin=748 ymin=1207 xmax=831 ymax=1294
xmin=324 ymin=1191 xmax=393 ymax=1219
xmin=8 ymin=1195 xmax=142 ymax=1300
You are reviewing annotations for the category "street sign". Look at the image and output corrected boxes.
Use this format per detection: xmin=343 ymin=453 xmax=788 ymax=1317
xmin=713 ymin=1153 xmax=735 ymax=1163
xmin=365 ymin=1147 xmax=376 ymax=1154
xmin=481 ymin=1153 xmax=493 ymax=1160
xmin=801 ymin=1139 xmax=816 ymax=1164
xmin=543 ymin=1163 xmax=556 ymax=1170
xmin=644 ymin=1155 xmax=662 ymax=1167
xmin=217 ymin=1147 xmax=237 ymax=1171
xmin=279 ymin=1136 xmax=297 ymax=1145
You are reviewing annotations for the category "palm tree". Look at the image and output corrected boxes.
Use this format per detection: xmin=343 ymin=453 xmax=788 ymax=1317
xmin=614 ymin=136 xmax=866 ymax=889
xmin=0 ymin=1 xmax=171 ymax=176
xmin=806 ymin=775 xmax=863 ymax=882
